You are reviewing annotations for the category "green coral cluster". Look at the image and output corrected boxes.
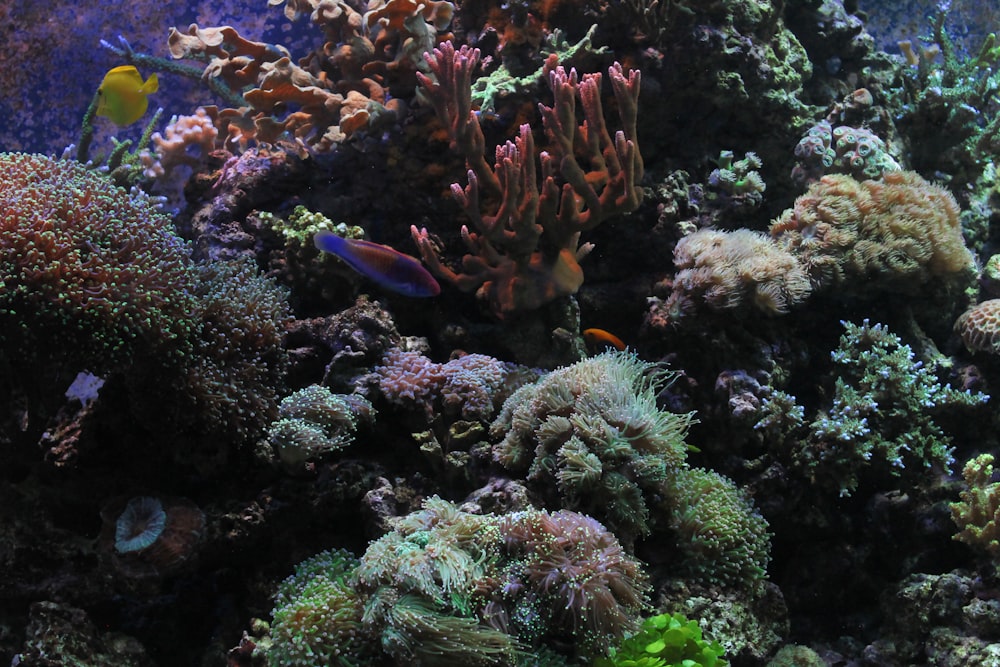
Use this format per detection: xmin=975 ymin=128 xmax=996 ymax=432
xmin=492 ymin=352 xmax=771 ymax=590
xmin=492 ymin=351 xmax=695 ymax=542
xmin=766 ymin=320 xmax=988 ymax=496
xmin=267 ymin=498 xmax=651 ymax=665
xmin=594 ymin=612 xmax=728 ymax=667
xmin=950 ymin=453 xmax=1000 ymax=555
xmin=662 ymin=467 xmax=771 ymax=589
xmin=268 ymin=549 xmax=376 ymax=667
xmin=267 ymin=385 xmax=373 ymax=471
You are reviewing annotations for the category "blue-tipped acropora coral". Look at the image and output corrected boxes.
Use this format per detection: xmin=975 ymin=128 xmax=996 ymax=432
xmin=491 ymin=351 xmax=696 ymax=542
xmin=762 ymin=320 xmax=989 ymax=496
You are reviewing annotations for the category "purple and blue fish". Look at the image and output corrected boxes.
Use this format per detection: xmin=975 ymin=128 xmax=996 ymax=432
xmin=313 ymin=230 xmax=440 ymax=298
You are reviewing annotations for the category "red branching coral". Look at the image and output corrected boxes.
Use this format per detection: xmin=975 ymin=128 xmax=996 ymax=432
xmin=411 ymin=42 xmax=643 ymax=316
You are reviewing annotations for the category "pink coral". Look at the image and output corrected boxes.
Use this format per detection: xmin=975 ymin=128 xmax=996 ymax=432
xmin=411 ymin=43 xmax=643 ymax=316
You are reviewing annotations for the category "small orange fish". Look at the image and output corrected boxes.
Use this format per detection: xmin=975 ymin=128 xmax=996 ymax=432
xmin=583 ymin=328 xmax=626 ymax=351
xmin=96 ymin=65 xmax=158 ymax=126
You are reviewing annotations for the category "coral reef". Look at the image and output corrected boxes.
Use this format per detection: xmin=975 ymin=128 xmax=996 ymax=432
xmin=951 ymin=453 xmax=1000 ymax=556
xmin=492 ymin=351 xmax=694 ymax=541
xmin=655 ymin=228 xmax=812 ymax=324
xmin=266 ymin=385 xmax=374 ymax=471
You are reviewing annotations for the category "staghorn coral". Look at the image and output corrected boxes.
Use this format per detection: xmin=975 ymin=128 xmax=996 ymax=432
xmin=790 ymin=320 xmax=988 ymax=496
xmin=266 ymin=385 xmax=374 ymax=470
xmin=656 ymin=228 xmax=812 ymax=325
xmin=770 ymin=171 xmax=975 ymax=293
xmin=955 ymin=299 xmax=1000 ymax=355
xmin=411 ymin=43 xmax=643 ymax=316
xmin=950 ymin=453 xmax=1000 ymax=556
xmin=492 ymin=351 xmax=694 ymax=542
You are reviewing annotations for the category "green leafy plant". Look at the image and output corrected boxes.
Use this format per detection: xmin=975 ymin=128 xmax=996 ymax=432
xmin=594 ymin=612 xmax=727 ymax=667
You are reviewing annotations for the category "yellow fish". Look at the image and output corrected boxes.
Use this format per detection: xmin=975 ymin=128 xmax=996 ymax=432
xmin=96 ymin=66 xmax=158 ymax=126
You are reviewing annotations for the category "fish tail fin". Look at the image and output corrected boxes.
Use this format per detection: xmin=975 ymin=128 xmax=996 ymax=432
xmin=141 ymin=73 xmax=159 ymax=94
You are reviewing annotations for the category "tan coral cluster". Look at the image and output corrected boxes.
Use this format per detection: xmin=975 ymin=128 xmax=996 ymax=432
xmin=661 ymin=229 xmax=812 ymax=321
xmin=770 ymin=170 xmax=974 ymax=292
xmin=167 ymin=0 xmax=455 ymax=151
xmin=955 ymin=299 xmax=1000 ymax=355
xmin=149 ymin=107 xmax=219 ymax=176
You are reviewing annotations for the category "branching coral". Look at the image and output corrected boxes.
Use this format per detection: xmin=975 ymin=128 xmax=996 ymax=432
xmin=790 ymin=320 xmax=988 ymax=496
xmin=411 ymin=42 xmax=643 ymax=316
xmin=950 ymin=454 xmax=1000 ymax=556
xmin=492 ymin=351 xmax=695 ymax=542
xmin=657 ymin=228 xmax=812 ymax=324
xmin=770 ymin=171 xmax=975 ymax=293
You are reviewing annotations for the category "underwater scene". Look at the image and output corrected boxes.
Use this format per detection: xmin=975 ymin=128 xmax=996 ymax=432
xmin=3 ymin=0 xmax=1000 ymax=665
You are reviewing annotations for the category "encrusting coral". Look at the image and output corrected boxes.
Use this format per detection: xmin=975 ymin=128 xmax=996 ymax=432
xmin=411 ymin=42 xmax=643 ymax=316
xmin=770 ymin=170 xmax=975 ymax=293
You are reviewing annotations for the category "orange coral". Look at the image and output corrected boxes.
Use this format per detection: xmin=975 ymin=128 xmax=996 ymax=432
xmin=955 ymin=299 xmax=1000 ymax=355
xmin=771 ymin=171 xmax=974 ymax=292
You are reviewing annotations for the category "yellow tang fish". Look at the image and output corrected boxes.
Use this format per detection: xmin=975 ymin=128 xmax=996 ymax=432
xmin=96 ymin=66 xmax=159 ymax=126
